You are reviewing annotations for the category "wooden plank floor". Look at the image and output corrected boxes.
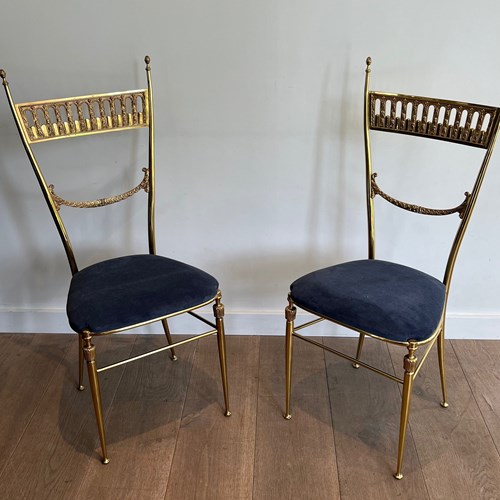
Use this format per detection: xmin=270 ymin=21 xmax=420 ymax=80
xmin=0 ymin=333 xmax=499 ymax=499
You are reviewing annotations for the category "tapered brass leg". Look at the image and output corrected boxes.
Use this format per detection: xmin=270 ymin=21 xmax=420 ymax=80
xmin=78 ymin=334 xmax=85 ymax=391
xmin=437 ymin=328 xmax=448 ymax=408
xmin=82 ymin=330 xmax=109 ymax=464
xmin=394 ymin=341 xmax=417 ymax=480
xmin=284 ymin=295 xmax=296 ymax=420
xmin=161 ymin=318 xmax=177 ymax=361
xmin=213 ymin=292 xmax=231 ymax=417
xmin=352 ymin=332 xmax=365 ymax=368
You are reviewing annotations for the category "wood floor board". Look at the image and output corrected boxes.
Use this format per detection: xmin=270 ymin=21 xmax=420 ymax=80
xmin=253 ymin=336 xmax=340 ymax=500
xmin=325 ymin=337 xmax=428 ymax=499
xmin=0 ymin=332 xmax=12 ymax=343
xmin=0 ymin=334 xmax=73 ymax=475
xmin=1 ymin=333 xmax=499 ymax=499
xmin=77 ymin=335 xmax=197 ymax=500
xmin=451 ymin=340 xmax=500 ymax=454
xmin=0 ymin=334 xmax=135 ymax=499
xmin=165 ymin=336 xmax=260 ymax=500
xmin=388 ymin=340 xmax=500 ymax=499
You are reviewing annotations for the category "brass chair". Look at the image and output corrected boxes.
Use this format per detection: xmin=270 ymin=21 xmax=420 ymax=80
xmin=284 ymin=57 xmax=500 ymax=479
xmin=0 ymin=57 xmax=230 ymax=464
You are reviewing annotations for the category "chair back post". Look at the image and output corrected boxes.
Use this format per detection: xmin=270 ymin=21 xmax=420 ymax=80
xmin=363 ymin=57 xmax=376 ymax=259
xmin=443 ymin=114 xmax=500 ymax=290
xmin=0 ymin=69 xmax=79 ymax=275
xmin=144 ymin=56 xmax=156 ymax=255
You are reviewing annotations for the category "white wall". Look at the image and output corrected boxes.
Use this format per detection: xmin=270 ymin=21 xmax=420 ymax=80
xmin=1 ymin=0 xmax=500 ymax=337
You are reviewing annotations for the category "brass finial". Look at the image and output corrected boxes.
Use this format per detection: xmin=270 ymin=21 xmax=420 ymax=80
xmin=0 ymin=69 xmax=6 ymax=83
xmin=365 ymin=57 xmax=372 ymax=72
xmin=145 ymin=55 xmax=151 ymax=70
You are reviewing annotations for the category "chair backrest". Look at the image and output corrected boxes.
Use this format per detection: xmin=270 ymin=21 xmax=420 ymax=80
xmin=362 ymin=57 xmax=500 ymax=290
xmin=0 ymin=56 xmax=156 ymax=275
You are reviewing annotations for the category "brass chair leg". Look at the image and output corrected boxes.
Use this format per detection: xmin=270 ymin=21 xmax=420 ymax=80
xmin=394 ymin=341 xmax=417 ymax=480
xmin=213 ymin=292 xmax=231 ymax=417
xmin=82 ymin=330 xmax=109 ymax=464
xmin=437 ymin=328 xmax=448 ymax=408
xmin=284 ymin=295 xmax=296 ymax=420
xmin=352 ymin=332 xmax=365 ymax=368
xmin=161 ymin=318 xmax=177 ymax=361
xmin=78 ymin=334 xmax=85 ymax=391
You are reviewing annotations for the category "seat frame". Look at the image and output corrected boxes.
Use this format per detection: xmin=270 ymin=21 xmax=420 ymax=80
xmin=1 ymin=57 xmax=230 ymax=464
xmin=284 ymin=57 xmax=500 ymax=479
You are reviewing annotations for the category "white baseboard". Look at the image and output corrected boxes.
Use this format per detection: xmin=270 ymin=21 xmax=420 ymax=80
xmin=0 ymin=307 xmax=499 ymax=339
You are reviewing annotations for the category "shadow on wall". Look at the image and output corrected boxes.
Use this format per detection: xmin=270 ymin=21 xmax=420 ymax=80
xmin=308 ymin=60 xmax=355 ymax=265
xmin=207 ymin=248 xmax=346 ymax=313
xmin=200 ymin=59 xmax=364 ymax=311
xmin=0 ymin=122 xmax=149 ymax=317
xmin=0 ymin=134 xmax=70 ymax=321
xmin=0 ymin=56 xmax=365 ymax=328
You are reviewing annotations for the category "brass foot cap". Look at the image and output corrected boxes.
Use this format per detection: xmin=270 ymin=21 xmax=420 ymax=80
xmin=284 ymin=414 xmax=292 ymax=420
xmin=352 ymin=363 xmax=360 ymax=369
xmin=78 ymin=385 xmax=85 ymax=391
xmin=102 ymin=458 xmax=110 ymax=465
xmin=440 ymin=401 xmax=449 ymax=408
xmin=171 ymin=355 xmax=178 ymax=361
xmin=393 ymin=472 xmax=403 ymax=480
xmin=224 ymin=410 xmax=232 ymax=417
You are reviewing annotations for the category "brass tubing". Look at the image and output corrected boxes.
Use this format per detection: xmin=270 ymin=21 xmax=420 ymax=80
xmin=214 ymin=293 xmax=231 ymax=417
xmin=293 ymin=332 xmax=404 ymax=384
xmin=353 ymin=332 xmax=365 ymax=368
xmin=394 ymin=342 xmax=418 ymax=479
xmin=83 ymin=331 xmax=109 ymax=464
xmin=78 ymin=335 xmax=85 ymax=391
xmin=145 ymin=56 xmax=156 ymax=255
xmin=188 ymin=310 xmax=217 ymax=328
xmin=1 ymin=71 xmax=78 ymax=275
xmin=437 ymin=329 xmax=448 ymax=408
xmin=284 ymin=303 xmax=296 ymax=420
xmin=293 ymin=317 xmax=325 ymax=332
xmin=413 ymin=335 xmax=438 ymax=378
xmin=363 ymin=57 xmax=376 ymax=259
xmin=96 ymin=330 xmax=216 ymax=373
xmin=89 ymin=296 xmax=218 ymax=336
xmin=443 ymin=112 xmax=500 ymax=290
xmin=161 ymin=318 xmax=177 ymax=360
xmin=292 ymin=300 xmax=443 ymax=348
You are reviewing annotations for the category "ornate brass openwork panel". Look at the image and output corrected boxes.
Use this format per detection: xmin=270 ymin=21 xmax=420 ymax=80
xmin=369 ymin=91 xmax=498 ymax=148
xmin=15 ymin=90 xmax=149 ymax=143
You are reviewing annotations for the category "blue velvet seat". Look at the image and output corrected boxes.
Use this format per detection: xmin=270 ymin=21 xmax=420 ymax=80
xmin=290 ymin=259 xmax=445 ymax=343
xmin=67 ymin=254 xmax=219 ymax=334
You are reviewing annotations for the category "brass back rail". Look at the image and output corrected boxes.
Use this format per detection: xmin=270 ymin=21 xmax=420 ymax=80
xmin=369 ymin=91 xmax=498 ymax=149
xmin=15 ymin=90 xmax=149 ymax=143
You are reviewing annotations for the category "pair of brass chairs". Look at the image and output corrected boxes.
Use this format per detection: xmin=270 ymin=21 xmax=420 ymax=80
xmin=1 ymin=57 xmax=499 ymax=480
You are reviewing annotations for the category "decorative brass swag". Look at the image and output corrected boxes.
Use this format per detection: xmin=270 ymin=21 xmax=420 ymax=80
xmin=48 ymin=167 xmax=150 ymax=211
xmin=371 ymin=173 xmax=470 ymax=219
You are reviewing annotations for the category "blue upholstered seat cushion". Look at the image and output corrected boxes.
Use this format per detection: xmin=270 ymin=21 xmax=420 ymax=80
xmin=290 ymin=259 xmax=446 ymax=343
xmin=67 ymin=254 xmax=219 ymax=334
